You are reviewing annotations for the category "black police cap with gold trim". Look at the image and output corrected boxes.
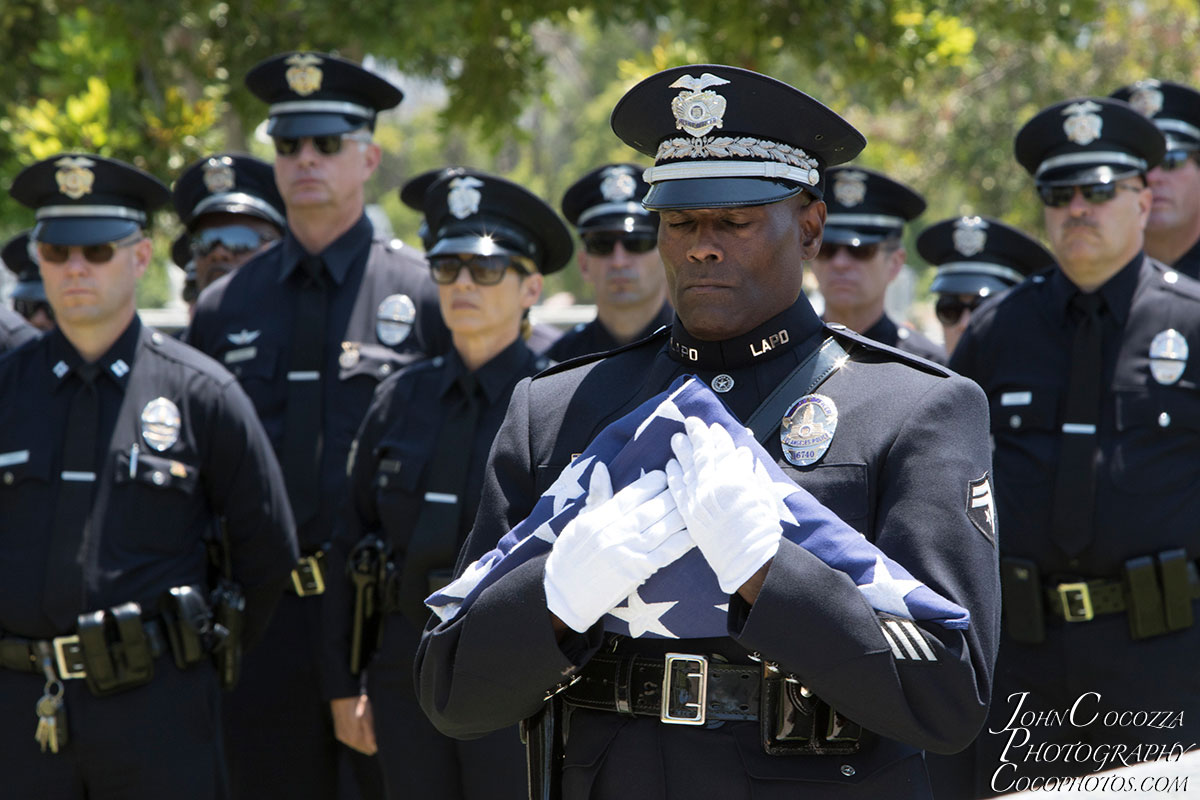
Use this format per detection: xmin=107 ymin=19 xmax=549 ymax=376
xmin=245 ymin=51 xmax=403 ymax=138
xmin=919 ymin=216 xmax=1054 ymax=297
xmin=423 ymin=170 xmax=573 ymax=275
xmin=400 ymin=166 xmax=473 ymax=250
xmin=1014 ymin=97 xmax=1165 ymax=187
xmin=561 ymin=163 xmax=657 ymax=234
xmin=173 ymin=154 xmax=285 ymax=231
xmin=10 ymin=154 xmax=170 ymax=246
xmin=2 ymin=231 xmax=46 ymax=304
xmin=823 ymin=166 xmax=926 ymax=246
xmin=611 ymin=65 xmax=865 ymax=210
xmin=1111 ymin=79 xmax=1200 ymax=153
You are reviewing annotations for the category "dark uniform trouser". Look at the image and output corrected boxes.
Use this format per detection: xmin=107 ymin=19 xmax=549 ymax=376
xmin=368 ymin=612 xmax=527 ymax=800
xmin=0 ymin=659 xmax=223 ymax=800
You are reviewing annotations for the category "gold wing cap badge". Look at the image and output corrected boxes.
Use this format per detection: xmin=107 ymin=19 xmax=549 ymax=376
xmin=669 ymin=73 xmax=731 ymax=138
xmin=285 ymin=53 xmax=325 ymax=96
xmin=1062 ymin=100 xmax=1104 ymax=146
xmin=55 ymin=157 xmax=96 ymax=200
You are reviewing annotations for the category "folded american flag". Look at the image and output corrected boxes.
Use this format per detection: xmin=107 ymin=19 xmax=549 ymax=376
xmin=426 ymin=376 xmax=970 ymax=638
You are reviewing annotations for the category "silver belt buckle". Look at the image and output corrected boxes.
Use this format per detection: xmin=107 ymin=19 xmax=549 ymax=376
xmin=660 ymin=653 xmax=708 ymax=725
xmin=52 ymin=635 xmax=86 ymax=680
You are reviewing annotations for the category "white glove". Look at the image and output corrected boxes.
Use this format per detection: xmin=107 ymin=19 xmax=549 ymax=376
xmin=666 ymin=417 xmax=783 ymax=593
xmin=545 ymin=463 xmax=694 ymax=632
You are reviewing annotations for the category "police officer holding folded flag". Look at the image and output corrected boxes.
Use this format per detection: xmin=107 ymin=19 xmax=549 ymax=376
xmin=416 ymin=65 xmax=999 ymax=799
xmin=186 ymin=51 xmax=450 ymax=798
xmin=949 ymin=97 xmax=1200 ymax=795
xmin=0 ymin=153 xmax=297 ymax=798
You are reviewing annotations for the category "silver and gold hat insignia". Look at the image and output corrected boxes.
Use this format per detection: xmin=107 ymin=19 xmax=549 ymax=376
xmin=447 ymin=176 xmax=484 ymax=220
xmin=1149 ymin=328 xmax=1189 ymax=385
xmin=377 ymin=293 xmax=416 ymax=347
xmin=599 ymin=167 xmax=637 ymax=202
xmin=1129 ymin=81 xmax=1164 ymax=118
xmin=285 ymin=53 xmax=324 ymax=96
xmin=141 ymin=397 xmax=182 ymax=452
xmin=832 ymin=170 xmax=868 ymax=208
xmin=55 ymin=157 xmax=96 ymax=200
xmin=203 ymin=157 xmax=236 ymax=194
xmin=953 ymin=216 xmax=989 ymax=257
xmin=781 ymin=394 xmax=838 ymax=467
xmin=669 ymin=73 xmax=731 ymax=138
xmin=1062 ymin=101 xmax=1104 ymax=146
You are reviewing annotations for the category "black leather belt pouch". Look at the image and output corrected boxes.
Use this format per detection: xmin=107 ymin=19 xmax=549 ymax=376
xmin=760 ymin=674 xmax=860 ymax=756
xmin=79 ymin=604 xmax=154 ymax=696
xmin=1124 ymin=556 xmax=1167 ymax=640
xmin=1001 ymin=557 xmax=1045 ymax=643
xmin=1158 ymin=549 xmax=1193 ymax=633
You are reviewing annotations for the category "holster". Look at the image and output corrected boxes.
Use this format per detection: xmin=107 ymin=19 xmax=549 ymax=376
xmin=210 ymin=581 xmax=245 ymax=690
xmin=77 ymin=602 xmax=155 ymax=697
xmin=347 ymin=535 xmax=387 ymax=675
xmin=522 ymin=699 xmax=563 ymax=800
xmin=159 ymin=586 xmax=214 ymax=670
xmin=760 ymin=671 xmax=862 ymax=756
xmin=1001 ymin=557 xmax=1046 ymax=644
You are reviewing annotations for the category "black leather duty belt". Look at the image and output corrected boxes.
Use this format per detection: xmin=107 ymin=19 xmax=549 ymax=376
xmin=562 ymin=652 xmax=759 ymax=726
xmin=0 ymin=621 xmax=167 ymax=680
xmin=1047 ymin=571 xmax=1200 ymax=623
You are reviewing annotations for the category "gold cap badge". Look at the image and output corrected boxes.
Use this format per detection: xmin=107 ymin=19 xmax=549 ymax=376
xmin=285 ymin=53 xmax=325 ymax=96
xmin=54 ymin=157 xmax=96 ymax=200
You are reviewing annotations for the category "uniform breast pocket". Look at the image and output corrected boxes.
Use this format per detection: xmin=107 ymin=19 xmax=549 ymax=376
xmin=373 ymin=449 xmax=427 ymax=551
xmin=781 ymin=462 xmax=870 ymax=532
xmin=112 ymin=450 xmax=200 ymax=553
xmin=0 ymin=447 xmax=52 ymax=545
xmin=989 ymin=386 xmax=1060 ymax=487
xmin=222 ymin=344 xmax=282 ymax=426
xmin=1111 ymin=388 xmax=1200 ymax=495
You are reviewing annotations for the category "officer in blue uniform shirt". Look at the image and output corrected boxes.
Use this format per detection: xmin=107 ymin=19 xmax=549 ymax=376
xmin=3 ymin=229 xmax=53 ymax=336
xmin=917 ymin=216 xmax=1054 ymax=356
xmin=949 ymin=98 xmax=1200 ymax=796
xmin=325 ymin=168 xmax=570 ymax=799
xmin=186 ymin=51 xmax=449 ymax=800
xmin=416 ymin=64 xmax=999 ymax=800
xmin=0 ymin=153 xmax=297 ymax=798
xmin=548 ymin=163 xmax=672 ymax=362
xmin=1111 ymin=79 xmax=1200 ymax=279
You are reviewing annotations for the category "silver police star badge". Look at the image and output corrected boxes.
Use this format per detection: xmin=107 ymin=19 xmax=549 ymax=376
xmin=203 ymin=157 xmax=236 ymax=194
xmin=141 ymin=397 xmax=182 ymax=452
xmin=377 ymin=293 xmax=416 ymax=346
xmin=55 ymin=156 xmax=96 ymax=200
xmin=447 ymin=176 xmax=484 ymax=220
xmin=1129 ymin=81 xmax=1164 ymax=118
xmin=1149 ymin=328 xmax=1189 ymax=385
xmin=285 ymin=53 xmax=324 ymax=96
xmin=600 ymin=167 xmax=637 ymax=202
xmin=1062 ymin=101 xmax=1104 ymax=146
xmin=832 ymin=171 xmax=868 ymax=208
xmin=953 ymin=217 xmax=989 ymax=257
xmin=669 ymin=73 xmax=731 ymax=138
xmin=780 ymin=394 xmax=837 ymax=467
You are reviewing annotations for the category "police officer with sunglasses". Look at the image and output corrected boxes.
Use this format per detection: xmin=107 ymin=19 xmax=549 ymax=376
xmin=1110 ymin=80 xmax=1200 ymax=280
xmin=186 ymin=51 xmax=450 ymax=800
xmin=0 ymin=153 xmax=297 ymax=798
xmin=810 ymin=166 xmax=947 ymax=364
xmin=547 ymin=164 xmax=672 ymax=362
xmin=945 ymin=97 xmax=1200 ymax=796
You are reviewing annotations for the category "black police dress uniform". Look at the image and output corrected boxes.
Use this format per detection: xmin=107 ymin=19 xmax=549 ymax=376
xmin=186 ymin=214 xmax=450 ymax=797
xmin=950 ymin=256 xmax=1200 ymax=795
xmin=862 ymin=313 xmax=947 ymax=365
xmin=326 ymin=339 xmax=550 ymax=799
xmin=545 ymin=300 xmax=673 ymax=363
xmin=0 ymin=316 xmax=297 ymax=798
xmin=1168 ymin=235 xmax=1200 ymax=280
xmin=415 ymin=292 xmax=1000 ymax=799
xmin=0 ymin=305 xmax=36 ymax=355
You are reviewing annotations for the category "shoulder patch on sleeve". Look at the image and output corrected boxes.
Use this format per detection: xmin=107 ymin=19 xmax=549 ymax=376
xmin=967 ymin=472 xmax=996 ymax=545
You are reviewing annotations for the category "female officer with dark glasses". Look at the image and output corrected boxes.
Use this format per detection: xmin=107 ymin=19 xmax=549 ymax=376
xmin=321 ymin=168 xmax=572 ymax=800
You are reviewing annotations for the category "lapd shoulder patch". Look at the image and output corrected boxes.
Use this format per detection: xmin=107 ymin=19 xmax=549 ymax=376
xmin=967 ymin=473 xmax=996 ymax=545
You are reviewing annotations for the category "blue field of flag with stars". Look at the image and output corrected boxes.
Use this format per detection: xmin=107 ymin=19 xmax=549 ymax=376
xmin=426 ymin=376 xmax=970 ymax=639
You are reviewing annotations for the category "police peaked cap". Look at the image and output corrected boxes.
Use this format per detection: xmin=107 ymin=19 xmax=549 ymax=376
xmin=822 ymin=166 xmax=926 ymax=246
xmin=611 ymin=64 xmax=865 ymax=209
xmin=173 ymin=154 xmax=286 ymax=231
xmin=400 ymin=166 xmax=473 ymax=250
xmin=245 ymin=51 xmax=403 ymax=138
xmin=919 ymin=216 xmax=1054 ymax=297
xmin=560 ymin=163 xmax=657 ymax=234
xmin=10 ymin=154 xmax=170 ymax=246
xmin=1014 ymin=97 xmax=1165 ymax=186
xmin=423 ymin=170 xmax=574 ymax=275
xmin=1111 ymin=79 xmax=1200 ymax=152
xmin=2 ymin=230 xmax=46 ymax=304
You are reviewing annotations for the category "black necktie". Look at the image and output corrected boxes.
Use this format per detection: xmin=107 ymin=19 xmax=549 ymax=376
xmin=44 ymin=364 xmax=101 ymax=631
xmin=398 ymin=373 xmax=482 ymax=627
xmin=281 ymin=255 xmax=328 ymax=528
xmin=1051 ymin=291 xmax=1105 ymax=557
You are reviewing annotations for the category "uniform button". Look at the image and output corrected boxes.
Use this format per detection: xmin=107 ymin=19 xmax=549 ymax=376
xmin=1009 ymin=415 xmax=1022 ymax=429
xmin=1165 ymin=270 xmax=1180 ymax=284
xmin=841 ymin=765 xmax=856 ymax=777
xmin=151 ymin=332 xmax=164 ymax=345
xmin=1159 ymin=412 xmax=1171 ymax=428
xmin=379 ymin=364 xmax=391 ymax=376
xmin=712 ymin=374 xmax=734 ymax=393
xmin=152 ymin=471 xmax=166 ymax=485
xmin=379 ymin=475 xmax=389 ymax=488
xmin=2 ymin=472 xmax=12 ymax=485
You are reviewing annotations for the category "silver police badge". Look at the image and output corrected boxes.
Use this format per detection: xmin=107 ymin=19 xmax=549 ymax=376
xmin=1129 ymin=81 xmax=1164 ymax=118
xmin=600 ymin=167 xmax=637 ymax=202
xmin=1062 ymin=101 xmax=1104 ymax=146
xmin=832 ymin=171 xmax=868 ymax=208
xmin=377 ymin=294 xmax=416 ymax=347
xmin=669 ymin=73 xmax=731 ymax=138
xmin=953 ymin=217 xmax=989 ymax=257
xmin=780 ymin=394 xmax=838 ymax=467
xmin=141 ymin=397 xmax=182 ymax=452
xmin=285 ymin=53 xmax=324 ymax=96
xmin=203 ymin=157 xmax=236 ymax=194
xmin=447 ymin=176 xmax=484 ymax=220
xmin=1149 ymin=328 xmax=1189 ymax=385
xmin=55 ymin=156 xmax=96 ymax=200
